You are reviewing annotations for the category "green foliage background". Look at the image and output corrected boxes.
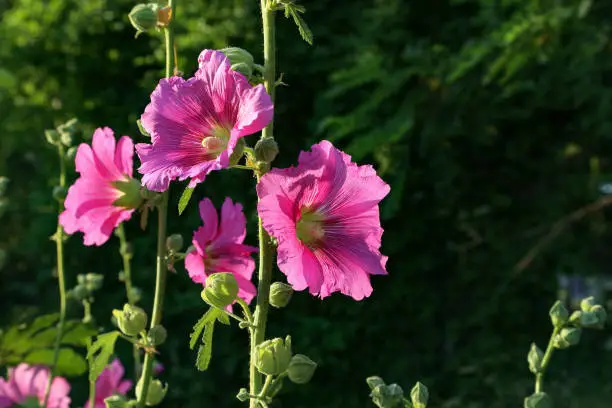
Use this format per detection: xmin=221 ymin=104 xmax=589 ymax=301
xmin=1 ymin=0 xmax=612 ymax=406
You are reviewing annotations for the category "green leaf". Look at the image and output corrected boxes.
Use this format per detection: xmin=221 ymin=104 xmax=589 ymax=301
xmin=284 ymin=3 xmax=313 ymax=45
xmin=87 ymin=331 xmax=120 ymax=383
xmin=24 ymin=348 xmax=87 ymax=376
xmin=178 ymin=186 xmax=195 ymax=215
xmin=136 ymin=119 xmax=150 ymax=137
xmin=216 ymin=312 xmax=230 ymax=326
xmin=189 ymin=308 xmax=219 ymax=350
xmin=195 ymin=321 xmax=215 ymax=371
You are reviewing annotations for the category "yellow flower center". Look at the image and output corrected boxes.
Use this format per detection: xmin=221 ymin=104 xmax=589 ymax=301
xmin=296 ymin=210 xmax=325 ymax=246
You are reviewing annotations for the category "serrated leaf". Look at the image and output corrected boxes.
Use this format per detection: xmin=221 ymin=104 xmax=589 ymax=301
xmin=189 ymin=308 xmax=219 ymax=350
xmin=178 ymin=186 xmax=195 ymax=215
xmin=216 ymin=312 xmax=230 ymax=326
xmin=136 ymin=119 xmax=150 ymax=138
xmin=87 ymin=331 xmax=120 ymax=383
xmin=24 ymin=348 xmax=87 ymax=376
xmin=285 ymin=5 xmax=313 ymax=45
xmin=195 ymin=321 xmax=215 ymax=371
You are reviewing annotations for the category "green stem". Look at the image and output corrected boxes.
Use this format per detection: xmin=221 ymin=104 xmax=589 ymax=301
xmin=87 ymin=369 xmax=96 ymax=408
xmin=535 ymin=326 xmax=560 ymax=393
xmin=237 ymin=298 xmax=255 ymax=324
xmin=43 ymin=144 xmax=68 ymax=408
xmin=136 ymin=2 xmax=175 ymax=405
xmin=116 ymin=224 xmax=142 ymax=378
xmin=249 ymin=2 xmax=277 ymax=406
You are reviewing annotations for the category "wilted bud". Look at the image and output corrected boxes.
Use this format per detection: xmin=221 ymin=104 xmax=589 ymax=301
xmin=66 ymin=146 xmax=78 ymax=162
xmin=113 ymin=304 xmax=148 ymax=336
xmin=128 ymin=3 xmax=160 ymax=36
xmin=136 ymin=378 xmax=167 ymax=406
xmin=254 ymin=138 xmax=279 ymax=163
xmin=580 ymin=296 xmax=596 ymax=312
xmin=527 ymin=343 xmax=544 ymax=374
xmin=112 ymin=178 xmax=144 ymax=209
xmin=410 ymin=382 xmax=429 ymax=408
xmin=147 ymin=325 xmax=167 ymax=346
xmin=370 ymin=383 xmax=404 ymax=408
xmin=287 ymin=354 xmax=317 ymax=384
xmin=591 ymin=305 xmax=607 ymax=329
xmin=0 ymin=177 xmax=9 ymax=196
xmin=254 ymin=336 xmax=292 ymax=376
xmin=202 ymin=273 xmax=239 ymax=309
xmin=556 ymin=327 xmax=581 ymax=348
xmin=229 ymin=137 xmax=246 ymax=166
xmin=269 ymin=282 xmax=293 ymax=308
xmin=236 ymin=388 xmax=250 ymax=402
xmin=366 ymin=376 xmax=386 ymax=391
xmin=52 ymin=186 xmax=67 ymax=202
xmin=524 ymin=392 xmax=552 ymax=408
xmin=549 ymin=300 xmax=569 ymax=328
xmin=104 ymin=394 xmax=129 ymax=408
xmin=220 ymin=47 xmax=255 ymax=78
xmin=166 ymin=234 xmax=183 ymax=252
xmin=45 ymin=129 xmax=61 ymax=146
xmin=85 ymin=273 xmax=104 ymax=292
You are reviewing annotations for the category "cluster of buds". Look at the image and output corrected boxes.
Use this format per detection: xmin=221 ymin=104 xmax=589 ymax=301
xmin=69 ymin=273 xmax=104 ymax=301
xmin=165 ymin=233 xmax=184 ymax=272
xmin=366 ymin=376 xmax=429 ymax=408
xmin=45 ymin=118 xmax=78 ymax=149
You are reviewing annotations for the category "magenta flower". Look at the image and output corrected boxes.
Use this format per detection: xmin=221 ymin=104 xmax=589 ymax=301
xmin=60 ymin=127 xmax=141 ymax=246
xmin=136 ymin=49 xmax=274 ymax=192
xmin=0 ymin=364 xmax=70 ymax=408
xmin=85 ymin=359 xmax=132 ymax=408
xmin=257 ymin=140 xmax=390 ymax=300
xmin=185 ymin=197 xmax=258 ymax=305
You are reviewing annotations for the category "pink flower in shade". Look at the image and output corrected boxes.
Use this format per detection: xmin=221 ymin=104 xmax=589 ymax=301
xmin=185 ymin=198 xmax=258 ymax=306
xmin=85 ymin=359 xmax=132 ymax=408
xmin=257 ymin=140 xmax=391 ymax=300
xmin=59 ymin=127 xmax=141 ymax=246
xmin=136 ymin=49 xmax=274 ymax=192
xmin=0 ymin=364 xmax=70 ymax=408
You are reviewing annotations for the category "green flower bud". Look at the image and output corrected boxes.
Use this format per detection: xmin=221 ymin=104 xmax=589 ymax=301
xmin=579 ymin=310 xmax=600 ymax=328
xmin=77 ymin=274 xmax=86 ymax=285
xmin=136 ymin=378 xmax=167 ymax=406
xmin=254 ymin=336 xmax=292 ymax=376
xmin=231 ymin=62 xmax=253 ymax=78
xmin=366 ymin=376 xmax=386 ymax=391
xmin=591 ymin=305 xmax=607 ymax=328
xmin=580 ymin=296 xmax=596 ymax=312
xmin=104 ymin=394 xmax=129 ymax=408
xmin=287 ymin=354 xmax=317 ymax=384
xmin=0 ymin=177 xmax=9 ymax=196
xmin=60 ymin=132 xmax=73 ymax=147
xmin=112 ymin=178 xmax=144 ymax=209
xmin=527 ymin=343 xmax=544 ymax=374
xmin=128 ymin=4 xmax=160 ymax=36
xmin=52 ymin=186 xmax=67 ymax=202
xmin=57 ymin=118 xmax=78 ymax=138
xmin=166 ymin=234 xmax=183 ymax=252
xmin=66 ymin=146 xmax=78 ymax=162
xmin=147 ymin=325 xmax=167 ymax=346
xmin=569 ymin=310 xmax=582 ymax=325
xmin=229 ymin=137 xmax=246 ymax=166
xmin=549 ymin=300 xmax=568 ymax=328
xmin=220 ymin=47 xmax=255 ymax=78
xmin=85 ymin=273 xmax=104 ymax=292
xmin=119 ymin=242 xmax=134 ymax=259
xmin=202 ymin=272 xmax=239 ymax=309
xmin=130 ymin=287 xmax=143 ymax=304
xmin=71 ymin=284 xmax=90 ymax=300
xmin=370 ymin=383 xmax=404 ymax=408
xmin=524 ymin=392 xmax=552 ymax=408
xmin=113 ymin=304 xmax=148 ymax=337
xmin=254 ymin=138 xmax=279 ymax=163
xmin=45 ymin=129 xmax=61 ymax=146
xmin=236 ymin=388 xmax=250 ymax=402
xmin=410 ymin=382 xmax=428 ymax=408
xmin=269 ymin=282 xmax=293 ymax=308
xmin=559 ymin=327 xmax=581 ymax=347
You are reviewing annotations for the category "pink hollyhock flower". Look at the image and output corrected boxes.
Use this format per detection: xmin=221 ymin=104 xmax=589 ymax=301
xmin=185 ymin=197 xmax=258 ymax=305
xmin=0 ymin=364 xmax=70 ymax=408
xmin=85 ymin=359 xmax=132 ymax=408
xmin=136 ymin=49 xmax=274 ymax=192
xmin=60 ymin=127 xmax=141 ymax=246
xmin=257 ymin=140 xmax=390 ymax=300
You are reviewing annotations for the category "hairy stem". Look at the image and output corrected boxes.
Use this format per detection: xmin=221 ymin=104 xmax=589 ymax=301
xmin=136 ymin=1 xmax=175 ymax=405
xmin=43 ymin=144 xmax=68 ymax=408
xmin=535 ymin=326 xmax=560 ymax=393
xmin=250 ymin=1 xmax=277 ymax=406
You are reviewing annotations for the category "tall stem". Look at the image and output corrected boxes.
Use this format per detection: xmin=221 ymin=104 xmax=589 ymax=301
xmin=250 ymin=1 xmax=277 ymax=406
xmin=136 ymin=2 xmax=175 ymax=405
xmin=535 ymin=326 xmax=560 ymax=393
xmin=43 ymin=144 xmax=68 ymax=407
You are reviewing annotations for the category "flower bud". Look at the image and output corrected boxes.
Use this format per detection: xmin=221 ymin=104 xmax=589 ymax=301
xmin=201 ymin=273 xmax=239 ymax=309
xmin=166 ymin=234 xmax=183 ymax=252
xmin=254 ymin=336 xmax=292 ymax=376
xmin=524 ymin=392 xmax=552 ymax=408
xmin=220 ymin=47 xmax=255 ymax=78
xmin=254 ymin=138 xmax=279 ymax=163
xmin=527 ymin=343 xmax=544 ymax=374
xmin=231 ymin=62 xmax=253 ymax=79
xmin=370 ymin=383 xmax=404 ymax=408
xmin=366 ymin=376 xmax=386 ymax=391
xmin=591 ymin=305 xmax=607 ymax=328
xmin=130 ymin=287 xmax=143 ymax=304
xmin=70 ymin=284 xmax=90 ymax=300
xmin=579 ymin=310 xmax=599 ymax=328
xmin=52 ymin=186 xmax=67 ymax=202
xmin=549 ymin=300 xmax=568 ymax=328
xmin=57 ymin=118 xmax=78 ymax=138
xmin=558 ymin=327 xmax=581 ymax=347
xmin=66 ymin=146 xmax=78 ymax=162
xmin=104 ymin=394 xmax=129 ymax=408
xmin=287 ymin=354 xmax=317 ymax=384
xmin=580 ymin=296 xmax=596 ymax=312
xmin=236 ymin=388 xmax=250 ymax=402
xmin=269 ymin=282 xmax=293 ymax=308
xmin=113 ymin=304 xmax=148 ymax=337
xmin=85 ymin=273 xmax=104 ymax=292
xmin=112 ymin=178 xmax=144 ymax=209
xmin=410 ymin=381 xmax=429 ymax=408
xmin=45 ymin=129 xmax=61 ymax=146
xmin=120 ymin=242 xmax=134 ymax=259
xmin=128 ymin=4 xmax=160 ymax=36
xmin=0 ymin=177 xmax=9 ymax=196
xmin=147 ymin=325 xmax=167 ymax=346
xmin=136 ymin=378 xmax=167 ymax=406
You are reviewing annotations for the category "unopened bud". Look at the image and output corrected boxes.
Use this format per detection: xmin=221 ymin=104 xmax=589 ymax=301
xmin=128 ymin=3 xmax=160 ymax=36
xmin=269 ymin=282 xmax=293 ymax=308
xmin=524 ymin=392 xmax=552 ymax=408
xmin=410 ymin=382 xmax=429 ymax=408
xmin=104 ymin=394 xmax=129 ymax=408
xmin=549 ymin=300 xmax=568 ymax=328
xmin=85 ymin=273 xmax=104 ymax=292
xmin=202 ymin=273 xmax=239 ymax=309
xmin=45 ymin=129 xmax=61 ymax=146
xmin=580 ymin=296 xmax=596 ymax=312
xmin=254 ymin=336 xmax=292 ymax=376
xmin=130 ymin=287 xmax=143 ymax=304
xmin=527 ymin=343 xmax=544 ymax=373
xmin=71 ymin=284 xmax=90 ymax=300
xmin=558 ymin=327 xmax=581 ymax=348
xmin=287 ymin=354 xmax=317 ymax=384
xmin=147 ymin=325 xmax=167 ymax=346
xmin=254 ymin=138 xmax=279 ymax=163
xmin=120 ymin=242 xmax=134 ymax=259
xmin=579 ymin=310 xmax=600 ymax=327
xmin=166 ymin=234 xmax=183 ymax=252
xmin=57 ymin=118 xmax=78 ymax=139
xmin=52 ymin=186 xmax=67 ymax=202
xmin=136 ymin=378 xmax=167 ymax=406
xmin=113 ymin=304 xmax=147 ymax=337
xmin=0 ymin=177 xmax=9 ymax=196
xmin=236 ymin=388 xmax=250 ymax=402
xmin=66 ymin=146 xmax=78 ymax=162
xmin=370 ymin=383 xmax=404 ymax=408
xmin=590 ymin=305 xmax=607 ymax=329
xmin=366 ymin=376 xmax=386 ymax=391
xmin=112 ymin=178 xmax=144 ymax=209
xmin=220 ymin=47 xmax=255 ymax=78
